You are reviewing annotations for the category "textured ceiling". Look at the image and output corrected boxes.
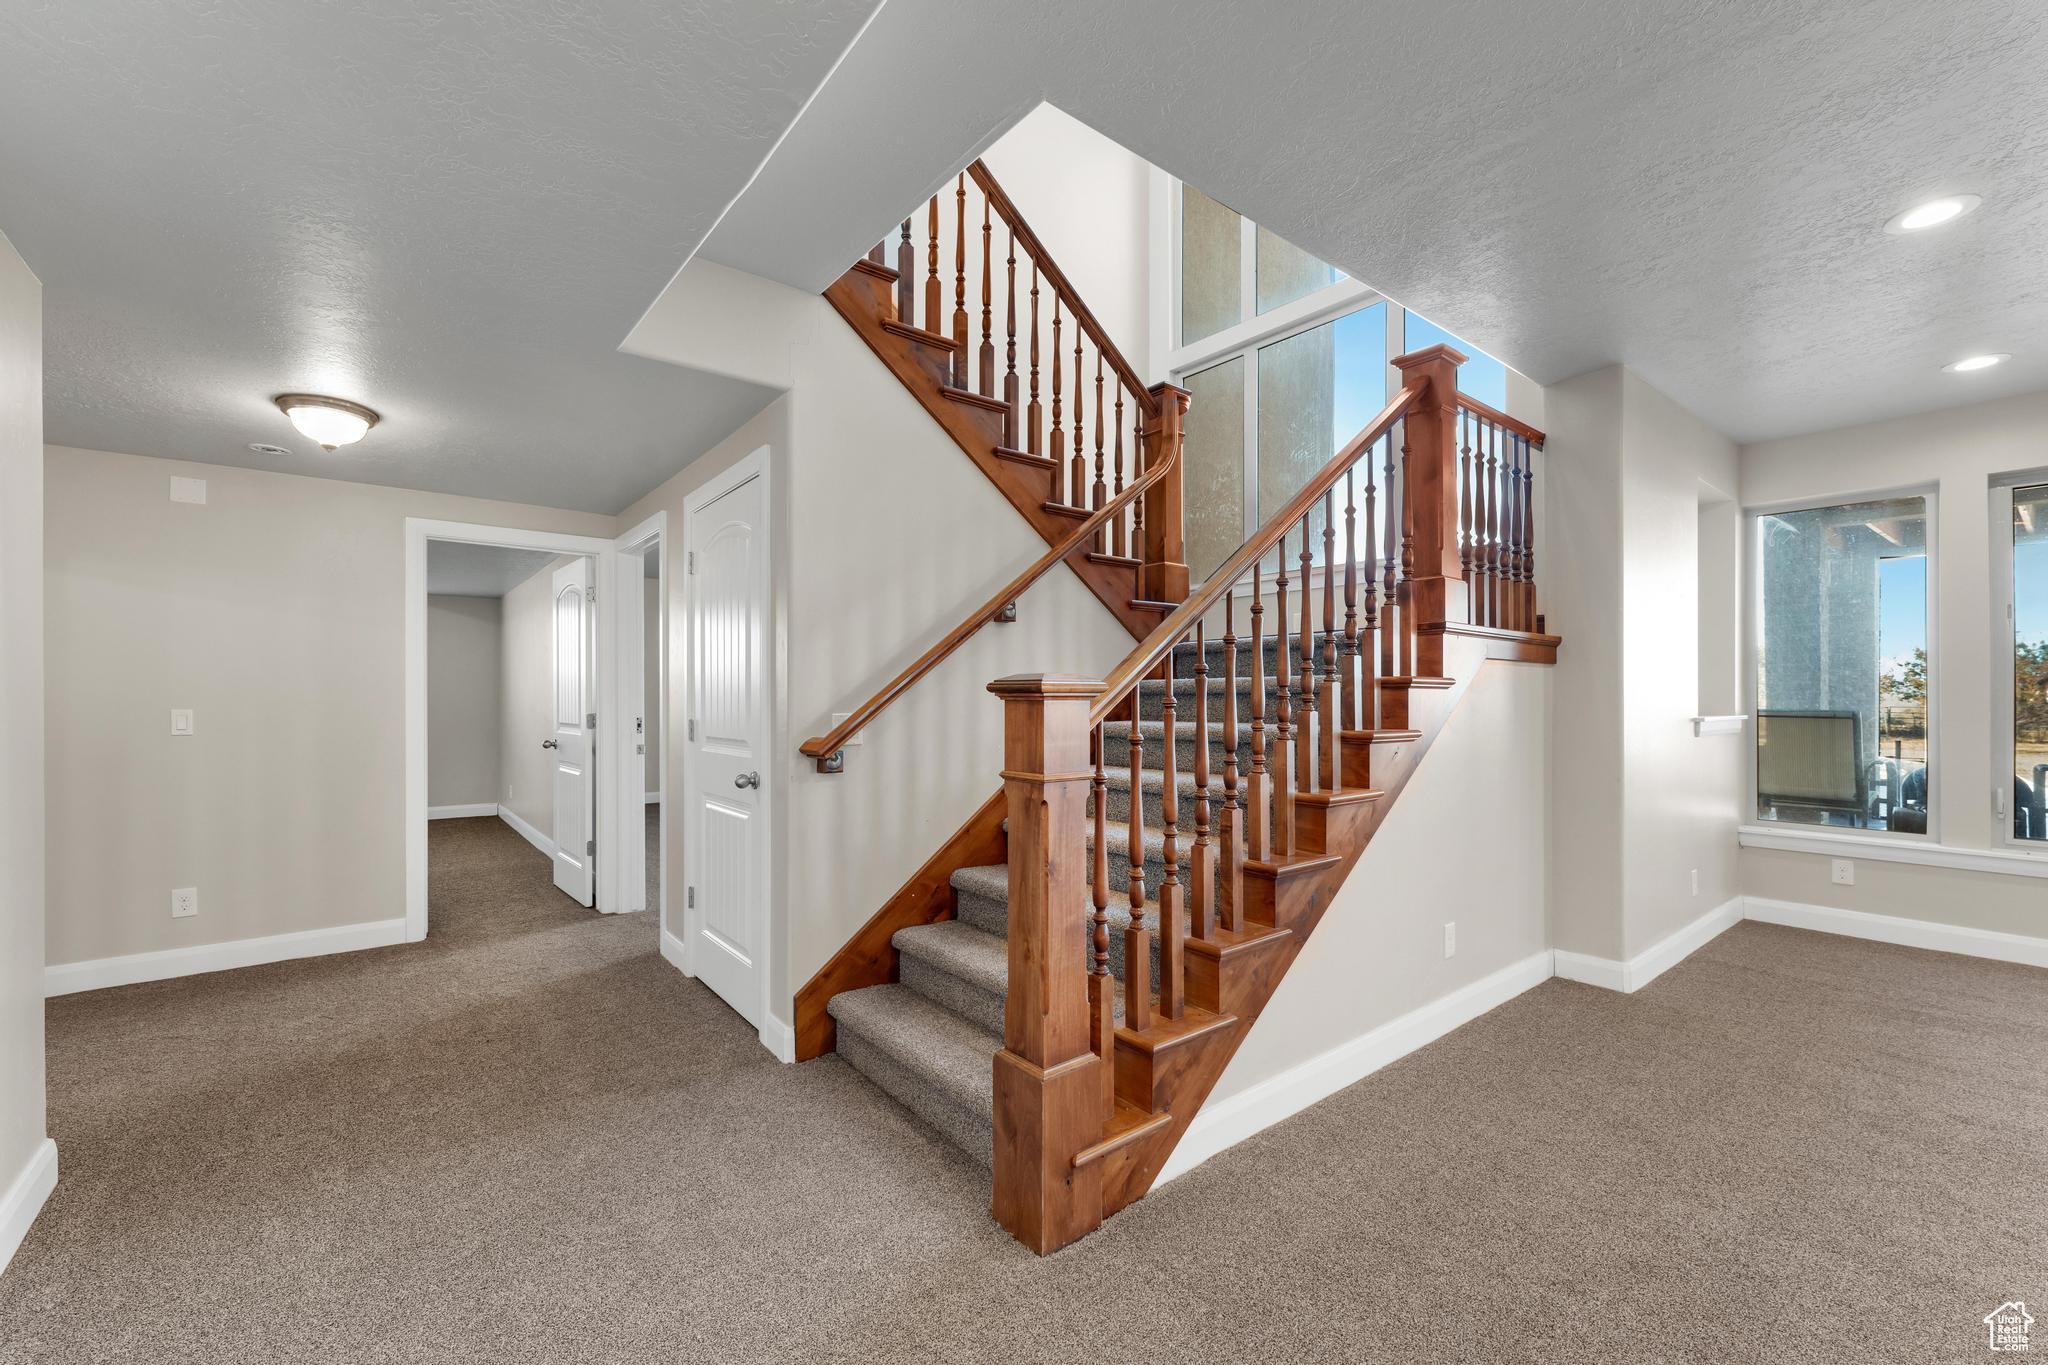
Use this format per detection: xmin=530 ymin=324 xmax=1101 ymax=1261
xmin=426 ymin=541 xmax=562 ymax=597
xmin=0 ymin=0 xmax=878 ymax=513
xmin=701 ymin=0 xmax=2048 ymax=444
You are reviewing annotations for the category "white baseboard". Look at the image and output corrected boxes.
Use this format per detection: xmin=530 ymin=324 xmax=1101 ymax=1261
xmin=0 ymin=1138 xmax=57 ymax=1281
xmin=1555 ymin=895 xmax=1745 ymax=994
xmin=429 ymin=802 xmax=499 ymax=820
xmin=758 ymin=1014 xmax=795 ymax=1064
xmin=1745 ymin=895 xmax=2048 ymax=969
xmin=498 ymin=806 xmax=555 ymax=857
xmin=1158 ymin=949 xmax=1554 ymax=1185
xmin=45 ymin=918 xmax=408 ymax=997
xmin=658 ymin=925 xmax=691 ymax=976
xmin=644 ymin=791 xmax=663 ymax=804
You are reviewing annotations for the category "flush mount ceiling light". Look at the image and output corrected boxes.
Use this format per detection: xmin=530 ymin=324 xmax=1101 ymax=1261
xmin=1883 ymin=194 xmax=1981 ymax=235
xmin=1943 ymin=353 xmax=2010 ymax=373
xmin=274 ymin=394 xmax=379 ymax=451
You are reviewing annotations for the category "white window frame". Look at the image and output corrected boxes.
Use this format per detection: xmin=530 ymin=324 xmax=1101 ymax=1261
xmin=1743 ymin=484 xmax=1940 ymax=845
xmin=1993 ymin=476 xmax=2048 ymax=853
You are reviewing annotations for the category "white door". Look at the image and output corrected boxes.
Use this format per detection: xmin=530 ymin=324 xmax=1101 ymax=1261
xmin=550 ymin=557 xmax=597 ymax=906
xmin=613 ymin=546 xmax=649 ymax=913
xmin=687 ymin=470 xmax=768 ymax=1026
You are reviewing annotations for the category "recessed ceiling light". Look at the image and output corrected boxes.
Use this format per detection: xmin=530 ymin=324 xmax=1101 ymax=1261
xmin=1943 ymin=353 xmax=2010 ymax=373
xmin=247 ymin=443 xmax=291 ymax=457
xmin=1884 ymin=194 xmax=1981 ymax=235
xmin=273 ymin=393 xmax=380 ymax=451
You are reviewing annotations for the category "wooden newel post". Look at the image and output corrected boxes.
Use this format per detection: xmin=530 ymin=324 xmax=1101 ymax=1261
xmin=1390 ymin=344 xmax=1467 ymax=676
xmin=1138 ymin=382 xmax=1191 ymax=604
xmin=988 ymin=673 xmax=1107 ymax=1253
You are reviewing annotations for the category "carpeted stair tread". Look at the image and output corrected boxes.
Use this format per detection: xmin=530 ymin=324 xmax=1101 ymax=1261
xmin=894 ymin=920 xmax=1008 ymax=997
xmin=826 ymin=984 xmax=997 ymax=1163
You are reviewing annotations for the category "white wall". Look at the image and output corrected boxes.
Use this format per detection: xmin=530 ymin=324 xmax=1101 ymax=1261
xmin=1546 ymin=367 xmax=1744 ymax=963
xmin=42 ymin=446 xmax=612 ymax=968
xmin=0 ymin=232 xmax=52 ymax=1275
xmin=426 ymin=595 xmax=502 ymax=809
xmin=1739 ymin=387 xmax=2048 ymax=933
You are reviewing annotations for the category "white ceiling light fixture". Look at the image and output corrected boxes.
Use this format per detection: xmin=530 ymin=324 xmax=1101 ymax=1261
xmin=1942 ymin=353 xmax=2010 ymax=373
xmin=274 ymin=393 xmax=380 ymax=451
xmin=1883 ymin=194 xmax=1982 ymax=235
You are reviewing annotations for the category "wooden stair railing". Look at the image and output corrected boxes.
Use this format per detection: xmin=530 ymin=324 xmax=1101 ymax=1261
xmin=825 ymin=159 xmax=1186 ymax=640
xmin=991 ymin=344 xmax=1558 ymax=1252
xmin=799 ymin=385 xmax=1187 ymax=773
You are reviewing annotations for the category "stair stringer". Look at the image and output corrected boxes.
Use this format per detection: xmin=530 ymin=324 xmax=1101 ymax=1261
xmin=823 ymin=260 xmax=1166 ymax=641
xmin=1097 ymin=629 xmax=1554 ymax=1213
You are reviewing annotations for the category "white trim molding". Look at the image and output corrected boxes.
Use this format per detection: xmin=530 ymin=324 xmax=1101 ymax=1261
xmin=1739 ymin=824 xmax=2048 ymax=879
xmin=758 ymin=1016 xmax=796 ymax=1065
xmin=1691 ymin=714 xmax=1748 ymax=737
xmin=45 ymin=918 xmax=408 ymax=997
xmin=497 ymin=806 xmax=556 ymax=857
xmin=1158 ymin=949 xmax=1554 ymax=1185
xmin=0 ymin=1138 xmax=58 ymax=1281
xmin=1554 ymin=896 xmax=1746 ymax=994
xmin=1745 ymin=896 xmax=2048 ymax=969
xmin=659 ymin=924 xmax=691 ymax=977
xmin=428 ymin=802 xmax=499 ymax=820
xmin=644 ymin=791 xmax=663 ymax=804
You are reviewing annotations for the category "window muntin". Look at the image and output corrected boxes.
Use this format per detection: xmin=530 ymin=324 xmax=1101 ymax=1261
xmin=2012 ymin=484 xmax=2048 ymax=842
xmin=1755 ymin=495 xmax=1930 ymax=834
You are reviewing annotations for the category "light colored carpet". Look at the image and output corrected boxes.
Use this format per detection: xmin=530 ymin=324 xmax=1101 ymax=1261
xmin=2 ymin=815 xmax=2043 ymax=1362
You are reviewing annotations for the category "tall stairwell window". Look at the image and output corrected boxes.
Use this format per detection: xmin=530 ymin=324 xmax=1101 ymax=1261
xmin=1754 ymin=494 xmax=1933 ymax=835
xmin=2009 ymin=483 xmax=2048 ymax=843
xmin=1165 ymin=179 xmax=1510 ymax=583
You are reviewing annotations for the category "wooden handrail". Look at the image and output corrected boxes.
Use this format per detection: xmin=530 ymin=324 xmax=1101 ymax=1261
xmin=799 ymin=410 xmax=1182 ymax=771
xmin=1089 ymin=384 xmax=1424 ymax=727
xmin=968 ymin=161 xmax=1154 ymax=417
xmin=1455 ymin=392 xmax=1546 ymax=448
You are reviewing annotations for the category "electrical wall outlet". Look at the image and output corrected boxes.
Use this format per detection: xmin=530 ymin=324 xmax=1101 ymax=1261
xmin=1831 ymin=858 xmax=1855 ymax=886
xmin=171 ymin=887 xmax=198 ymax=919
xmin=1442 ymin=922 xmax=1456 ymax=959
xmin=170 ymin=708 xmax=194 ymax=736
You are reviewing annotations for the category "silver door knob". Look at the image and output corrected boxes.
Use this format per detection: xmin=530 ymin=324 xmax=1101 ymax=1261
xmin=733 ymin=771 xmax=761 ymax=789
xmin=541 ymin=739 xmax=558 ymax=749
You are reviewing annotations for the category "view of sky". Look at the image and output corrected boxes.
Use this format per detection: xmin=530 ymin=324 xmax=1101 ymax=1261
xmin=2019 ymin=538 xmax=2047 ymax=645
xmin=1878 ymin=556 xmax=1926 ymax=678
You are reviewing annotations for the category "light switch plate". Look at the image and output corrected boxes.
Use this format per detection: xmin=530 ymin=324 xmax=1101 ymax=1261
xmin=169 ymin=476 xmax=207 ymax=505
xmin=170 ymin=709 xmax=194 ymax=736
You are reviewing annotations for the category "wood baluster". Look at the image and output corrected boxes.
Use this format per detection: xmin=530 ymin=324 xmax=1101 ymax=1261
xmin=1002 ymin=227 xmax=1018 ymax=449
xmin=1219 ymin=592 xmax=1243 ymax=932
xmin=1027 ymin=263 xmax=1042 ymax=456
xmin=1362 ymin=442 xmax=1380 ymax=730
xmin=1297 ymin=514 xmax=1315 ymax=796
xmin=1090 ymin=724 xmax=1113 ymax=1108
xmin=1158 ymin=646 xmax=1184 ymax=1019
xmin=1048 ymin=299 xmax=1065 ymax=502
xmin=1070 ymin=331 xmax=1086 ymax=511
xmin=1320 ymin=491 xmax=1339 ymax=791
xmin=1480 ymin=419 xmax=1497 ymax=627
xmin=1111 ymin=387 xmax=1127 ymax=558
xmin=1189 ymin=620 xmax=1214 ymax=941
xmin=1520 ymin=436 xmax=1538 ymax=631
xmin=1091 ymin=354 xmax=1107 ymax=548
xmin=952 ymin=174 xmax=969 ymax=386
xmin=1273 ymin=535 xmax=1296 ymax=856
xmin=895 ymin=219 xmax=914 ymax=326
xmin=1459 ymin=410 xmax=1475 ymax=623
xmin=1130 ymin=407 xmax=1144 ymax=569
xmin=1398 ymin=430 xmax=1416 ymax=677
xmin=1246 ymin=563 xmax=1270 ymax=864
xmin=1341 ymin=470 xmax=1359 ymax=734
xmin=924 ymin=195 xmax=941 ymax=335
xmin=1381 ymin=432 xmax=1399 ymax=681
xmin=978 ymin=195 xmax=995 ymax=396
xmin=1123 ymin=691 xmax=1150 ymax=1033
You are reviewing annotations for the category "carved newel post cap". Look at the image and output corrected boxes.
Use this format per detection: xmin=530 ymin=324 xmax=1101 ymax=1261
xmin=987 ymin=674 xmax=1104 ymax=699
xmin=1391 ymin=343 xmax=1469 ymax=372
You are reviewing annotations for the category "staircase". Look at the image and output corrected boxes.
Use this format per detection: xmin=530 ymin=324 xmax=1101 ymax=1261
xmin=798 ymin=161 xmax=1558 ymax=1253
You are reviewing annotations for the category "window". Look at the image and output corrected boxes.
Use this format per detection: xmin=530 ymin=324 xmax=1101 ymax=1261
xmin=1754 ymin=495 xmax=1931 ymax=834
xmin=1168 ymin=182 xmax=1510 ymax=584
xmin=2010 ymin=483 xmax=2048 ymax=842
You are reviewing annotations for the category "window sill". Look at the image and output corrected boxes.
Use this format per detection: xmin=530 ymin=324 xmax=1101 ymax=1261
xmin=1738 ymin=824 xmax=2048 ymax=880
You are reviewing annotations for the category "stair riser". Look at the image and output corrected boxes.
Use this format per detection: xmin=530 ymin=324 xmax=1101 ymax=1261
xmin=835 ymin=1027 xmax=994 ymax=1168
xmin=1135 ymin=678 xmax=1279 ymax=724
xmin=1169 ymin=632 xmax=1346 ymax=673
xmin=954 ymin=886 xmax=1163 ymax=986
xmin=899 ymin=953 xmax=1006 ymax=1038
xmin=1098 ymin=778 xmax=1240 ymax=831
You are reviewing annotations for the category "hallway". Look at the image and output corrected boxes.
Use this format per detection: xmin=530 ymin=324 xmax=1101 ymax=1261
xmin=2 ymin=819 xmax=2042 ymax=1362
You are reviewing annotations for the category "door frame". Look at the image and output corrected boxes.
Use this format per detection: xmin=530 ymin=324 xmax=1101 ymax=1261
xmin=676 ymin=445 xmax=783 ymax=1058
xmin=403 ymin=518 xmax=625 ymax=941
xmin=613 ymin=511 xmax=668 ymax=927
